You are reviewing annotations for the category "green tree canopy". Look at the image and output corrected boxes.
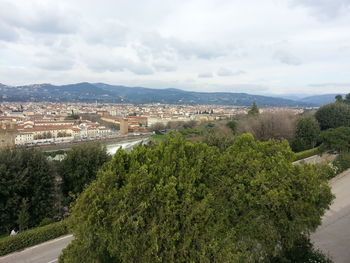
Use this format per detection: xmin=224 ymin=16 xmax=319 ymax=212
xmin=0 ymin=148 xmax=55 ymax=234
xmin=315 ymin=102 xmax=350 ymax=130
xmin=60 ymin=135 xmax=333 ymax=263
xmin=60 ymin=143 xmax=110 ymax=198
xmin=335 ymin=95 xmax=344 ymax=103
xmin=292 ymin=115 xmax=320 ymax=152
xmin=226 ymin=120 xmax=237 ymax=134
xmin=319 ymin=126 xmax=350 ymax=153
xmin=248 ymin=102 xmax=259 ymax=116
xmin=345 ymin=93 xmax=350 ymax=104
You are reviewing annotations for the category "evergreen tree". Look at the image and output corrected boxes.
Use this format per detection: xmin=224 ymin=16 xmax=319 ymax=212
xmin=345 ymin=93 xmax=350 ymax=104
xmin=292 ymin=115 xmax=320 ymax=152
xmin=335 ymin=95 xmax=344 ymax=103
xmin=315 ymin=102 xmax=350 ymax=130
xmin=17 ymin=198 xmax=30 ymax=232
xmin=248 ymin=102 xmax=259 ymax=116
xmin=0 ymin=148 xmax=55 ymax=234
xmin=59 ymin=135 xmax=333 ymax=263
xmin=60 ymin=143 xmax=110 ymax=198
xmin=319 ymin=127 xmax=350 ymax=153
xmin=226 ymin=120 xmax=237 ymax=134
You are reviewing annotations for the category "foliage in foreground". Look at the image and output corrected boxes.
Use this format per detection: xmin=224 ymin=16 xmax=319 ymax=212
xmin=270 ymin=235 xmax=333 ymax=263
xmin=0 ymin=147 xmax=55 ymax=234
xmin=0 ymin=221 xmax=67 ymax=256
xmin=59 ymin=135 xmax=333 ymax=263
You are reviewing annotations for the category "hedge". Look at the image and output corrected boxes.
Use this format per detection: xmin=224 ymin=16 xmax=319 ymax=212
xmin=0 ymin=221 xmax=68 ymax=256
xmin=294 ymin=147 xmax=319 ymax=161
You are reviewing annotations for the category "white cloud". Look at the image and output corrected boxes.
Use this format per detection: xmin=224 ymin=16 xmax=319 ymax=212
xmin=217 ymin=68 xmax=246 ymax=77
xmin=273 ymin=51 xmax=302 ymax=66
xmin=0 ymin=0 xmax=349 ymax=94
xmin=198 ymin=72 xmax=213 ymax=78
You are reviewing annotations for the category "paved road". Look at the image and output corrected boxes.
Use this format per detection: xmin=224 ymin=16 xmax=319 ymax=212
xmin=293 ymin=153 xmax=336 ymax=165
xmin=312 ymin=169 xmax=350 ymax=263
xmin=0 ymin=235 xmax=73 ymax=263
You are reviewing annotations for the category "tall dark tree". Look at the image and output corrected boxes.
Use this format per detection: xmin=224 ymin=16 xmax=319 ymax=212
xmin=0 ymin=148 xmax=55 ymax=234
xmin=335 ymin=95 xmax=344 ymax=103
xmin=60 ymin=143 xmax=110 ymax=198
xmin=292 ymin=115 xmax=320 ymax=152
xmin=226 ymin=120 xmax=237 ymax=134
xmin=59 ymin=135 xmax=333 ymax=263
xmin=17 ymin=198 xmax=30 ymax=232
xmin=319 ymin=127 xmax=350 ymax=153
xmin=345 ymin=93 xmax=350 ymax=104
xmin=315 ymin=103 xmax=350 ymax=130
xmin=248 ymin=102 xmax=259 ymax=116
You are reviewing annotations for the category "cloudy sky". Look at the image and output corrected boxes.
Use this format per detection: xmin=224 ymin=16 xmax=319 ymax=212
xmin=0 ymin=0 xmax=349 ymax=95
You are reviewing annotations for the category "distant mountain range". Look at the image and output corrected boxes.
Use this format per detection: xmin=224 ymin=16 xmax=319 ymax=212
xmin=0 ymin=82 xmax=342 ymax=107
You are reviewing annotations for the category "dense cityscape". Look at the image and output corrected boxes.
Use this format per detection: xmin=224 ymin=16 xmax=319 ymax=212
xmin=1 ymin=0 xmax=350 ymax=263
xmin=0 ymin=102 xmax=303 ymax=148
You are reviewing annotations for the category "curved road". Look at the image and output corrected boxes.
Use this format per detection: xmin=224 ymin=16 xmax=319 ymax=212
xmin=0 ymin=235 xmax=73 ymax=263
xmin=312 ymin=169 xmax=350 ymax=263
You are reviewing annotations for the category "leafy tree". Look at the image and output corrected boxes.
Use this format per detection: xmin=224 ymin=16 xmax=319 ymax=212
xmin=226 ymin=120 xmax=237 ymax=134
xmin=269 ymin=235 xmax=333 ymax=263
xmin=182 ymin=120 xmax=198 ymax=129
xmin=319 ymin=127 xmax=350 ymax=153
xmin=60 ymin=143 xmax=110 ymax=198
xmin=292 ymin=115 xmax=320 ymax=152
xmin=335 ymin=94 xmax=344 ymax=103
xmin=315 ymin=103 xmax=350 ymax=130
xmin=333 ymin=152 xmax=350 ymax=174
xmin=248 ymin=101 xmax=259 ymax=116
xmin=203 ymin=132 xmax=234 ymax=151
xmin=345 ymin=93 xmax=350 ymax=104
xmin=17 ymin=198 xmax=30 ymax=232
xmin=59 ymin=135 xmax=333 ymax=263
xmin=0 ymin=148 xmax=55 ymax=234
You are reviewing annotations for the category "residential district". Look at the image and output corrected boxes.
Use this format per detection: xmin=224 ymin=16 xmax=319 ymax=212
xmin=0 ymin=102 xmax=304 ymax=149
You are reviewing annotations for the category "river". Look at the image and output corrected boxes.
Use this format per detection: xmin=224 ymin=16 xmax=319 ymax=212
xmin=106 ymin=138 xmax=149 ymax=155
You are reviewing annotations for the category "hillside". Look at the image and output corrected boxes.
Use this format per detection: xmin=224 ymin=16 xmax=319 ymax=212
xmin=299 ymin=94 xmax=344 ymax=106
xmin=0 ymin=82 xmax=314 ymax=107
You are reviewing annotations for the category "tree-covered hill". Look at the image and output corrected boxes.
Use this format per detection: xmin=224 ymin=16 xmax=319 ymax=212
xmin=0 ymin=82 xmax=314 ymax=107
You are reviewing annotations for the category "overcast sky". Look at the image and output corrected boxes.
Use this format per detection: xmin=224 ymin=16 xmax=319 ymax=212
xmin=0 ymin=0 xmax=349 ymax=95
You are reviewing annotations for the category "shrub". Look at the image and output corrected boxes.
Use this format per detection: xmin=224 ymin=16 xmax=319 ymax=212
xmin=319 ymin=127 xmax=350 ymax=153
xmin=59 ymin=135 xmax=333 ymax=262
xmin=39 ymin=217 xmax=55 ymax=227
xmin=294 ymin=147 xmax=319 ymax=161
xmin=315 ymin=102 xmax=350 ymax=130
xmin=333 ymin=152 xmax=350 ymax=174
xmin=269 ymin=235 xmax=333 ymax=263
xmin=0 ymin=221 xmax=68 ymax=256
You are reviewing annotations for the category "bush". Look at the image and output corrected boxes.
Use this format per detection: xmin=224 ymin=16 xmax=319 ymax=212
xmin=39 ymin=217 xmax=55 ymax=227
xmin=0 ymin=221 xmax=68 ymax=256
xmin=319 ymin=127 xmax=350 ymax=153
xmin=269 ymin=235 xmax=333 ymax=263
xmin=59 ymin=135 xmax=333 ymax=262
xmin=294 ymin=147 xmax=319 ymax=161
xmin=333 ymin=152 xmax=350 ymax=174
xmin=315 ymin=102 xmax=350 ymax=130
